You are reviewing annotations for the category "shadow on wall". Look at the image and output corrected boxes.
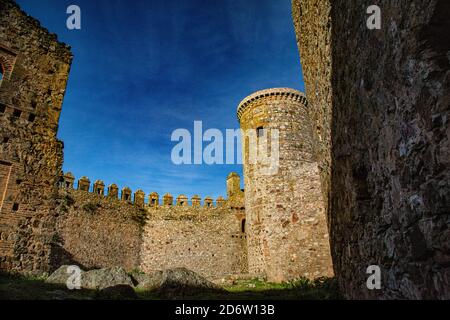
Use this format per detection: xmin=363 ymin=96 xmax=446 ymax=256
xmin=328 ymin=0 xmax=450 ymax=299
xmin=49 ymin=242 xmax=91 ymax=273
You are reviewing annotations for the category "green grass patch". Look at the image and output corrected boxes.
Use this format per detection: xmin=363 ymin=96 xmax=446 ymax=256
xmin=221 ymin=277 xmax=341 ymax=300
xmin=0 ymin=272 xmax=96 ymax=300
xmin=0 ymin=272 xmax=340 ymax=300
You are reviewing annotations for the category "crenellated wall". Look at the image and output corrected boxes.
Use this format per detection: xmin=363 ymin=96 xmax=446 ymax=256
xmin=61 ymin=172 xmax=229 ymax=208
xmin=53 ymin=171 xmax=247 ymax=279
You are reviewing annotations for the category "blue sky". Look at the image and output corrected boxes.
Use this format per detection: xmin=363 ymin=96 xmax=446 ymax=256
xmin=17 ymin=0 xmax=305 ymax=200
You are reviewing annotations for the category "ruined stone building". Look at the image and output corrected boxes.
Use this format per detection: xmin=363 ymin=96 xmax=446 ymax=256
xmin=0 ymin=0 xmax=72 ymax=273
xmin=46 ymin=87 xmax=332 ymax=282
xmin=1 ymin=0 xmax=448 ymax=299
xmin=0 ymin=0 xmax=332 ymax=283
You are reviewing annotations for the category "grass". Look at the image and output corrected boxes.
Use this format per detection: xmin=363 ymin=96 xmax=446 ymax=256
xmin=221 ymin=277 xmax=341 ymax=300
xmin=0 ymin=272 xmax=341 ymax=300
xmin=0 ymin=272 xmax=97 ymax=300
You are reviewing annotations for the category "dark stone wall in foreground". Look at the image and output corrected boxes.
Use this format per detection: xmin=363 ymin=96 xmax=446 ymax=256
xmin=294 ymin=0 xmax=450 ymax=298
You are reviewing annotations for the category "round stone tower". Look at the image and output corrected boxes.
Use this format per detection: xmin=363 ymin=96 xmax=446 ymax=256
xmin=237 ymin=88 xmax=333 ymax=282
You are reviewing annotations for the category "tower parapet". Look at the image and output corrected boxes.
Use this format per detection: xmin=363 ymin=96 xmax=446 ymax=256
xmin=204 ymin=197 xmax=213 ymax=208
xmin=163 ymin=193 xmax=173 ymax=206
xmin=63 ymin=172 xmax=75 ymax=189
xmin=148 ymin=192 xmax=159 ymax=207
xmin=237 ymin=88 xmax=307 ymax=121
xmin=176 ymin=195 xmax=188 ymax=206
xmin=78 ymin=176 xmax=90 ymax=192
xmin=93 ymin=180 xmax=105 ymax=196
xmin=121 ymin=187 xmax=132 ymax=202
xmin=191 ymin=195 xmax=201 ymax=207
xmin=134 ymin=190 xmax=145 ymax=208
xmin=226 ymin=172 xmax=241 ymax=198
xmin=107 ymin=184 xmax=119 ymax=199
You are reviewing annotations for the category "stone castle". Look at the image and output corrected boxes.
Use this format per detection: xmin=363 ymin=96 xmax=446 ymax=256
xmin=1 ymin=0 xmax=449 ymax=299
xmin=0 ymin=0 xmax=332 ymax=283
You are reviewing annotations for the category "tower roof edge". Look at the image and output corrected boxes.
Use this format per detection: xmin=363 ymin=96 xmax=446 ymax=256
xmin=237 ymin=88 xmax=307 ymax=121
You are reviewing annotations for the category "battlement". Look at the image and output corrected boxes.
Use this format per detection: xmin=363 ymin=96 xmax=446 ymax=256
xmin=60 ymin=172 xmax=231 ymax=209
xmin=237 ymin=88 xmax=307 ymax=121
xmin=1 ymin=0 xmax=72 ymax=57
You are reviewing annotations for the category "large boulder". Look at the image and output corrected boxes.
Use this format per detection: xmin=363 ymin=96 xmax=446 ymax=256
xmin=46 ymin=266 xmax=134 ymax=291
xmin=135 ymin=268 xmax=224 ymax=299
xmin=46 ymin=265 xmax=82 ymax=286
xmin=82 ymin=266 xmax=134 ymax=290
xmin=134 ymin=270 xmax=163 ymax=291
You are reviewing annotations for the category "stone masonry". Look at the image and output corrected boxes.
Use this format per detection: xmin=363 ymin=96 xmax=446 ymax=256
xmin=140 ymin=203 xmax=248 ymax=280
xmin=237 ymin=88 xmax=333 ymax=282
xmin=293 ymin=0 xmax=450 ymax=298
xmin=0 ymin=0 xmax=72 ymax=274
xmin=8 ymin=0 xmax=447 ymax=296
xmin=0 ymin=0 xmax=336 ymax=284
xmin=52 ymin=187 xmax=144 ymax=271
xmin=55 ymin=172 xmax=247 ymax=280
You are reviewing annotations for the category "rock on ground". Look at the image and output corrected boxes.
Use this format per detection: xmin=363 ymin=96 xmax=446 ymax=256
xmin=135 ymin=267 xmax=224 ymax=298
xmin=47 ymin=266 xmax=224 ymax=299
xmin=82 ymin=266 xmax=133 ymax=290
xmin=46 ymin=265 xmax=134 ymax=291
xmin=46 ymin=265 xmax=78 ymax=286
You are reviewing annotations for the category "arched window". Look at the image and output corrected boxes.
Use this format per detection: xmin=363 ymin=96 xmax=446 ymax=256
xmin=241 ymin=219 xmax=246 ymax=233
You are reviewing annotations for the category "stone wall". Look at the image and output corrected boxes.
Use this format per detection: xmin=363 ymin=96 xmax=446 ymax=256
xmin=54 ymin=173 xmax=247 ymax=279
xmin=52 ymin=189 xmax=143 ymax=271
xmin=238 ymin=88 xmax=333 ymax=282
xmin=0 ymin=0 xmax=72 ymax=274
xmin=140 ymin=206 xmax=247 ymax=280
xmin=293 ymin=0 xmax=450 ymax=298
xmin=292 ymin=0 xmax=332 ymax=217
